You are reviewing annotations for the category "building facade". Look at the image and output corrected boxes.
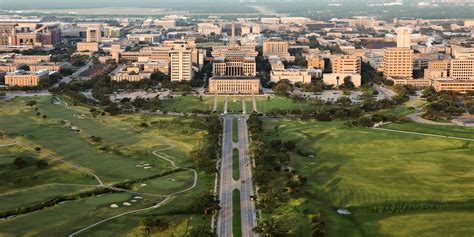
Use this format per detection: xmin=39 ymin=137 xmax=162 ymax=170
xmin=170 ymin=44 xmax=193 ymax=81
xmin=208 ymin=77 xmax=259 ymax=94
xmin=383 ymin=47 xmax=413 ymax=80
xmin=331 ymin=55 xmax=361 ymax=74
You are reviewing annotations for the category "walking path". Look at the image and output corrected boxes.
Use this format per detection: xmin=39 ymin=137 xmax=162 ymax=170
xmin=242 ymin=97 xmax=246 ymax=115
xmin=69 ymin=144 xmax=198 ymax=236
xmin=252 ymin=96 xmax=257 ymax=113
xmin=213 ymin=95 xmax=218 ymax=112
xmin=372 ymin=127 xmax=474 ymax=141
xmin=407 ymin=112 xmax=455 ymax=126
xmin=224 ymin=96 xmax=228 ymax=114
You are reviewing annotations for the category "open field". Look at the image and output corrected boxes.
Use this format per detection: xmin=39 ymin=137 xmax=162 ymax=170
xmin=0 ymin=96 xmax=213 ymax=236
xmin=382 ymin=122 xmax=474 ymax=139
xmin=160 ymin=95 xmax=214 ymax=113
xmin=160 ymin=95 xmax=309 ymax=114
xmin=261 ymin=119 xmax=474 ymax=236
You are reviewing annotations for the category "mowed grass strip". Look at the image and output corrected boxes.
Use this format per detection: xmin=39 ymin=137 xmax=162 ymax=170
xmin=255 ymin=95 xmax=310 ymax=113
xmin=227 ymin=96 xmax=243 ymax=114
xmin=383 ymin=122 xmax=474 ymax=139
xmin=233 ymin=189 xmax=242 ymax=237
xmin=232 ymin=118 xmax=238 ymax=143
xmin=233 ymin=148 xmax=239 ymax=181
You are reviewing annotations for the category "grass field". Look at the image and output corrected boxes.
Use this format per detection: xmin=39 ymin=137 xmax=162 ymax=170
xmin=261 ymin=119 xmax=474 ymax=236
xmin=0 ymin=96 xmax=214 ymax=236
xmin=382 ymin=122 xmax=474 ymax=139
xmin=158 ymin=95 xmax=308 ymax=114
xmin=233 ymin=189 xmax=242 ymax=237
xmin=160 ymin=95 xmax=214 ymax=113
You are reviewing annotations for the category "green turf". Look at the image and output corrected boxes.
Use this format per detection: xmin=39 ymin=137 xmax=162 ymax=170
xmin=0 ymin=193 xmax=161 ymax=236
xmin=233 ymin=118 xmax=238 ymax=142
xmin=160 ymin=96 xmax=214 ymax=113
xmin=0 ymin=184 xmax=95 ymax=211
xmin=233 ymin=189 xmax=242 ymax=237
xmin=130 ymin=170 xmax=194 ymax=195
xmin=254 ymin=95 xmax=310 ymax=113
xmin=382 ymin=122 xmax=474 ymax=139
xmin=227 ymin=96 xmax=243 ymax=114
xmin=261 ymin=119 xmax=474 ymax=236
xmin=0 ymin=96 xmax=214 ymax=236
xmin=233 ymin=148 xmax=240 ymax=181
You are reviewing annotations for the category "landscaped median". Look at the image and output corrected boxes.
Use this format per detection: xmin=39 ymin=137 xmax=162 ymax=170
xmin=232 ymin=189 xmax=242 ymax=237
xmin=232 ymin=117 xmax=239 ymax=142
xmin=232 ymin=148 xmax=239 ymax=181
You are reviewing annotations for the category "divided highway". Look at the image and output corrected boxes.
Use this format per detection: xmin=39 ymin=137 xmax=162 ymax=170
xmin=217 ymin=114 xmax=258 ymax=237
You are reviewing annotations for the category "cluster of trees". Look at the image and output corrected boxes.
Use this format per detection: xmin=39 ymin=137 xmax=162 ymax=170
xmin=0 ymin=187 xmax=115 ymax=219
xmin=12 ymin=156 xmax=48 ymax=169
xmin=139 ymin=218 xmax=170 ymax=235
xmin=361 ymin=62 xmax=392 ymax=86
xmin=421 ymin=87 xmax=470 ymax=121
xmin=247 ymin=113 xmax=306 ymax=236
xmin=190 ymin=115 xmax=222 ymax=173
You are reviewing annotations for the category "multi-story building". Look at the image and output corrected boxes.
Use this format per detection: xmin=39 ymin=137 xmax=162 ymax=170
xmin=331 ymin=55 xmax=361 ymax=74
xmin=450 ymin=58 xmax=474 ymax=80
xmin=0 ymin=22 xmax=61 ymax=48
xmin=209 ymin=23 xmax=260 ymax=94
xmin=208 ymin=77 xmax=259 ymax=94
xmin=432 ymin=78 xmax=474 ymax=93
xmin=5 ymin=70 xmax=48 ymax=86
xmin=270 ymin=69 xmax=311 ymax=84
xmin=383 ymin=47 xmax=413 ymax=80
xmin=424 ymin=59 xmax=450 ymax=80
xmin=213 ymin=57 xmax=256 ymax=77
xmin=111 ymin=72 xmax=151 ymax=82
xmin=13 ymin=55 xmax=51 ymax=65
xmin=197 ymin=23 xmax=221 ymax=35
xmin=395 ymin=27 xmax=412 ymax=48
xmin=170 ymin=43 xmax=193 ymax=81
xmin=104 ymin=26 xmax=123 ymax=38
xmin=263 ymin=38 xmax=293 ymax=61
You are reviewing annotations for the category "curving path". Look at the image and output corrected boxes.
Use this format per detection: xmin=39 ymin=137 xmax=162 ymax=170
xmin=68 ymin=144 xmax=198 ymax=237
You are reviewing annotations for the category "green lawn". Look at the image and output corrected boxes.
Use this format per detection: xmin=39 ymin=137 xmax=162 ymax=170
xmin=226 ymin=96 xmax=243 ymax=113
xmin=160 ymin=96 xmax=214 ymax=113
xmin=382 ymin=122 xmax=474 ymax=139
xmin=0 ymin=96 xmax=214 ymax=236
xmin=0 ymin=193 xmax=161 ymax=237
xmin=261 ymin=119 xmax=474 ymax=236
xmin=233 ymin=118 xmax=238 ymax=142
xmin=255 ymin=95 xmax=310 ymax=113
xmin=233 ymin=189 xmax=242 ymax=237
xmin=233 ymin=148 xmax=239 ymax=181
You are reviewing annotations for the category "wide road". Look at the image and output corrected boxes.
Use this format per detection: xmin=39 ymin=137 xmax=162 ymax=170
xmin=237 ymin=115 xmax=258 ymax=237
xmin=217 ymin=115 xmax=234 ymax=237
xmin=217 ymin=114 xmax=258 ymax=237
xmin=53 ymin=62 xmax=93 ymax=87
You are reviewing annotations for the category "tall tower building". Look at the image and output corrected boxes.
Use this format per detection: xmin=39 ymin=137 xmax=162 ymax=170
xmin=395 ymin=27 xmax=411 ymax=48
xmin=86 ymin=28 xmax=101 ymax=43
xmin=383 ymin=47 xmax=413 ymax=79
xmin=331 ymin=55 xmax=361 ymax=74
xmin=170 ymin=43 xmax=193 ymax=81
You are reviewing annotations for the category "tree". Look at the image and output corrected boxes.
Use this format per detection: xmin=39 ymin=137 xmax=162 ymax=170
xmin=191 ymin=190 xmax=220 ymax=215
xmin=282 ymin=140 xmax=296 ymax=151
xmin=13 ymin=157 xmax=27 ymax=169
xmin=35 ymin=159 xmax=48 ymax=169
xmin=26 ymin=100 xmax=37 ymax=107
xmin=254 ymin=218 xmax=289 ymax=236
xmin=139 ymin=217 xmax=170 ymax=235
xmin=190 ymin=224 xmax=215 ymax=237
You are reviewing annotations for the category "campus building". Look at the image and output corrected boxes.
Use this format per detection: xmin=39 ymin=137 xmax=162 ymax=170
xmin=383 ymin=47 xmax=413 ymax=80
xmin=270 ymin=69 xmax=311 ymax=84
xmin=263 ymin=38 xmax=293 ymax=61
xmin=170 ymin=43 xmax=193 ymax=81
xmin=208 ymin=77 xmax=259 ymax=94
xmin=5 ymin=70 xmax=49 ymax=86
xmin=0 ymin=22 xmax=61 ymax=48
xmin=331 ymin=55 xmax=361 ymax=74
xmin=432 ymin=78 xmax=474 ymax=93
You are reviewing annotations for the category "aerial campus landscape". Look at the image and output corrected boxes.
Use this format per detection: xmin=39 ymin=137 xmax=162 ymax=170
xmin=0 ymin=0 xmax=473 ymax=236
